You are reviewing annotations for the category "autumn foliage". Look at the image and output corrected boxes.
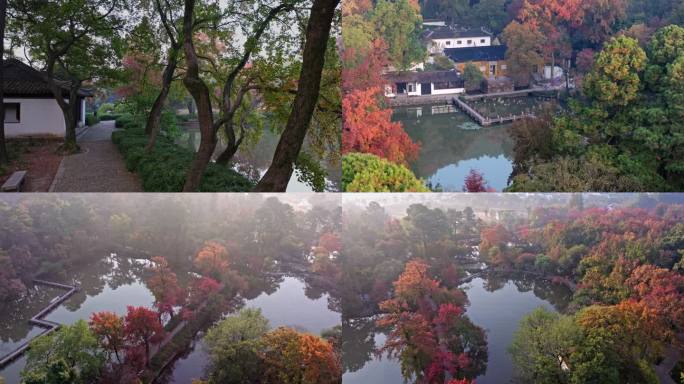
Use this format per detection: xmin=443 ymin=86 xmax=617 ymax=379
xmin=377 ymin=260 xmax=481 ymax=383
xmin=342 ymin=87 xmax=419 ymax=165
xmin=89 ymin=311 xmax=125 ymax=364
xmin=124 ymin=306 xmax=164 ymax=367
xmin=147 ymin=256 xmax=184 ymax=321
xmin=260 ymin=327 xmax=342 ymax=384
xmin=463 ymin=169 xmax=494 ymax=192
xmin=194 ymin=241 xmax=230 ymax=280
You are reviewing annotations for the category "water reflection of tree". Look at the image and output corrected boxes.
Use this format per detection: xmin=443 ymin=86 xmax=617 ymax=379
xmin=480 ymin=272 xmax=573 ymax=313
xmin=398 ymin=107 xmax=515 ymax=181
xmin=0 ymin=286 xmax=60 ymax=344
xmin=342 ymin=317 xmax=378 ymax=373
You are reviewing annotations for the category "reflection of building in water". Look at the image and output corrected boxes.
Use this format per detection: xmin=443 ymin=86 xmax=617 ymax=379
xmin=431 ymin=104 xmax=457 ymax=115
xmin=404 ymin=104 xmax=459 ymax=118
xmin=407 ymin=106 xmax=422 ymax=118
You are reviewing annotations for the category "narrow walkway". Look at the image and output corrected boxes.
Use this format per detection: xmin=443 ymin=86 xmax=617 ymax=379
xmin=50 ymin=120 xmax=142 ymax=192
xmin=0 ymin=280 xmax=79 ymax=368
xmin=655 ymin=333 xmax=683 ymax=384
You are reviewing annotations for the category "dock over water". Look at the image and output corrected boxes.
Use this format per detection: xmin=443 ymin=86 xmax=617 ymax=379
xmin=0 ymin=280 xmax=79 ymax=368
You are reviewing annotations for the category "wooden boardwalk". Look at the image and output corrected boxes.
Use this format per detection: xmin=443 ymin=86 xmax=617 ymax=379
xmin=452 ymin=97 xmax=535 ymax=126
xmin=0 ymin=280 xmax=79 ymax=368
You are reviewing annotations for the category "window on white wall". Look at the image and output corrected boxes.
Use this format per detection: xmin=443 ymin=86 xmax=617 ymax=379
xmin=446 ymin=41 xmax=451 ymax=45
xmin=407 ymin=83 xmax=415 ymax=92
xmin=467 ymin=40 xmax=472 ymax=44
xmin=480 ymin=39 xmax=485 ymax=43
xmin=3 ymin=103 xmax=20 ymax=123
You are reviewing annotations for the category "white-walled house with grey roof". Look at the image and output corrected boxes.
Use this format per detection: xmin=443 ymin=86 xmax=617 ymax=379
xmin=2 ymin=59 xmax=90 ymax=139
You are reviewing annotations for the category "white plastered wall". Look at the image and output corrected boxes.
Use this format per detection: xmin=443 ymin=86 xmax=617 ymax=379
xmin=4 ymin=98 xmax=66 ymax=138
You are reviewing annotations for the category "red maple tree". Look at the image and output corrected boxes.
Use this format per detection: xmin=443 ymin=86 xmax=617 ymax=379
xmin=124 ymin=306 xmax=164 ymax=367
xmin=463 ymin=169 xmax=494 ymax=192
xmin=342 ymin=87 xmax=420 ymax=165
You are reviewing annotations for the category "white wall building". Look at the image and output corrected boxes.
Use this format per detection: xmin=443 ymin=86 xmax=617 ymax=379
xmin=3 ymin=59 xmax=89 ymax=138
xmin=384 ymin=70 xmax=465 ymax=98
xmin=425 ymin=27 xmax=493 ymax=55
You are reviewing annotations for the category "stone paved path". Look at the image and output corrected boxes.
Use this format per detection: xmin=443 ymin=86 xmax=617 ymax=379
xmin=50 ymin=120 xmax=142 ymax=192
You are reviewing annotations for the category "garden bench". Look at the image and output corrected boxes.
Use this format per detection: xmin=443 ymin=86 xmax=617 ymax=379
xmin=1 ymin=170 xmax=27 ymax=192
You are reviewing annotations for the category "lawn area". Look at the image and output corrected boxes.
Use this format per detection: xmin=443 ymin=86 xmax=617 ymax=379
xmin=0 ymin=140 xmax=63 ymax=191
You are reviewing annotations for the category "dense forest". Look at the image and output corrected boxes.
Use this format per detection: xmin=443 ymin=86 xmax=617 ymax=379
xmin=340 ymin=0 xmax=684 ymax=192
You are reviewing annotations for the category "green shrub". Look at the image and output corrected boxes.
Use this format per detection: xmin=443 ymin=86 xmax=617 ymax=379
xmin=98 ymin=113 xmax=121 ymax=121
xmin=115 ymin=114 xmax=136 ymax=128
xmin=85 ymin=113 xmax=100 ymax=126
xmin=97 ymin=102 xmax=115 ymax=115
xmin=175 ymin=113 xmax=196 ymax=123
xmin=112 ymin=123 xmax=254 ymax=192
xmin=342 ymin=153 xmax=428 ymax=192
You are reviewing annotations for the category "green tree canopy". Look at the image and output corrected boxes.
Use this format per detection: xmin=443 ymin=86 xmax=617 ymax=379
xmin=21 ymin=320 xmax=105 ymax=384
xmin=463 ymin=62 xmax=484 ymax=92
xmin=203 ymin=308 xmax=270 ymax=384
xmin=342 ymin=153 xmax=428 ymax=192
xmin=583 ymin=36 xmax=647 ymax=109
xmin=370 ymin=0 xmax=424 ymax=69
xmin=8 ymin=0 xmax=125 ymax=151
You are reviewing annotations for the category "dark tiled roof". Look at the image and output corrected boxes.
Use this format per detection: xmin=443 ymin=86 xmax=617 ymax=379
xmin=425 ymin=27 xmax=492 ymax=40
xmin=385 ymin=70 xmax=464 ymax=85
xmin=445 ymin=45 xmax=507 ymax=63
xmin=2 ymin=59 xmax=93 ymax=98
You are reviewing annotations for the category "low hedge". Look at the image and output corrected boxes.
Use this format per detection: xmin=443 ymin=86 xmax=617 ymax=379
xmin=85 ymin=113 xmax=100 ymax=126
xmin=112 ymin=123 xmax=254 ymax=192
xmin=115 ymin=114 xmax=136 ymax=128
xmin=98 ymin=113 xmax=121 ymax=121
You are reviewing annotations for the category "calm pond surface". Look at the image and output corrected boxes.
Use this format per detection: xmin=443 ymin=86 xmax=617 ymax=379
xmin=0 ymin=255 xmax=339 ymax=383
xmin=342 ymin=274 xmax=573 ymax=384
xmin=393 ymin=104 xmax=514 ymax=192
xmin=176 ymin=124 xmax=341 ymax=192
xmin=0 ymin=255 xmax=155 ymax=383
xmin=163 ymin=276 xmax=340 ymax=383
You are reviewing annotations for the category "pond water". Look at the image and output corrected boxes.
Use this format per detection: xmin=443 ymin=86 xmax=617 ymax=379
xmin=176 ymin=123 xmax=340 ymax=192
xmin=342 ymin=274 xmax=572 ymax=384
xmin=0 ymin=255 xmax=339 ymax=384
xmin=164 ymin=276 xmax=340 ymax=383
xmin=0 ymin=255 xmax=154 ymax=383
xmin=393 ymin=104 xmax=514 ymax=192
xmin=0 ymin=285 xmax=63 ymax=384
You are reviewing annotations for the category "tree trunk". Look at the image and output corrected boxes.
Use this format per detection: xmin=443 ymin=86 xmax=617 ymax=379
xmin=0 ymin=0 xmax=8 ymax=164
xmin=144 ymin=47 xmax=179 ymax=153
xmin=62 ymin=98 xmax=79 ymax=152
xmin=214 ymin=121 xmax=240 ymax=165
xmin=45 ymin=55 xmax=80 ymax=153
xmin=564 ymin=58 xmax=570 ymax=93
xmin=144 ymin=339 xmax=150 ymax=367
xmin=187 ymin=98 xmax=195 ymax=115
xmin=254 ymin=0 xmax=339 ymax=192
xmin=181 ymin=0 xmax=217 ymax=192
